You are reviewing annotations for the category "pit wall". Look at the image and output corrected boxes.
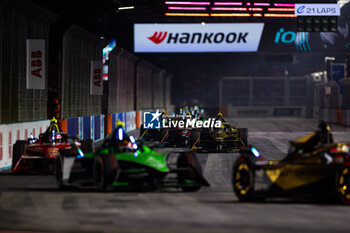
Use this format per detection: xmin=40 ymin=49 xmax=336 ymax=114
xmin=0 ymin=120 xmax=50 ymax=171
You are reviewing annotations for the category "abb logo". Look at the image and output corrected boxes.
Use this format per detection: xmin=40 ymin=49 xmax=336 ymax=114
xmin=148 ymin=32 xmax=168 ymax=44
xmin=31 ymin=51 xmax=42 ymax=78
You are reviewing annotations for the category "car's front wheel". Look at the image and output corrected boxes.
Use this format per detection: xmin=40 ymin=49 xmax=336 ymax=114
xmin=177 ymin=152 xmax=203 ymax=192
xmin=232 ymin=155 xmax=257 ymax=202
xmin=12 ymin=140 xmax=26 ymax=172
xmin=93 ymin=154 xmax=119 ymax=191
xmin=336 ymin=166 xmax=350 ymax=205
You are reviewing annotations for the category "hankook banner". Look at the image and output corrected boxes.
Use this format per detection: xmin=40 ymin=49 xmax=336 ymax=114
xmin=134 ymin=23 xmax=265 ymax=53
xmin=26 ymin=39 xmax=45 ymax=89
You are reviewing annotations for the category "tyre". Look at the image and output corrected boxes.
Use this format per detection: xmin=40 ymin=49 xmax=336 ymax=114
xmin=239 ymin=128 xmax=248 ymax=146
xmin=80 ymin=139 xmax=94 ymax=153
xmin=177 ymin=152 xmax=203 ymax=192
xmin=93 ymin=154 xmax=119 ymax=191
xmin=232 ymin=155 xmax=258 ymax=202
xmin=12 ymin=140 xmax=26 ymax=172
xmin=55 ymin=151 xmax=70 ymax=190
xmin=335 ymin=166 xmax=350 ymax=205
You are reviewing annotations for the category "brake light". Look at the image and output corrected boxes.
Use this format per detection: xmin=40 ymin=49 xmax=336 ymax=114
xmin=330 ymin=145 xmax=349 ymax=153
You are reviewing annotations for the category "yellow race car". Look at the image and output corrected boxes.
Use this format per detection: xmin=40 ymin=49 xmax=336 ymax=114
xmin=190 ymin=121 xmax=248 ymax=152
xmin=233 ymin=122 xmax=350 ymax=204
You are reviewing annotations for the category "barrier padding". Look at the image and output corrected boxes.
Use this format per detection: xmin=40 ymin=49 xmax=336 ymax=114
xmin=94 ymin=116 xmax=101 ymax=140
xmin=83 ymin=116 xmax=91 ymax=139
xmin=65 ymin=115 xmax=104 ymax=140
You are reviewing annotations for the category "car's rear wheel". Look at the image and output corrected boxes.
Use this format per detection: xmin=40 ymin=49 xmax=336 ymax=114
xmin=12 ymin=140 xmax=26 ymax=172
xmin=232 ymin=155 xmax=256 ymax=202
xmin=177 ymin=152 xmax=203 ymax=192
xmin=336 ymin=166 xmax=350 ymax=205
xmin=93 ymin=154 xmax=119 ymax=191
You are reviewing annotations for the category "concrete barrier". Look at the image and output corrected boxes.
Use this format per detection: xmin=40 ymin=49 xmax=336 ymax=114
xmin=0 ymin=120 xmax=49 ymax=170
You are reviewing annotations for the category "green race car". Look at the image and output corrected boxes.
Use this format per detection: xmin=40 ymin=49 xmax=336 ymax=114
xmin=55 ymin=127 xmax=209 ymax=191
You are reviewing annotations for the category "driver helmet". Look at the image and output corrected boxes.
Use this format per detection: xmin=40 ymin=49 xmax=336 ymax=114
xmin=319 ymin=121 xmax=331 ymax=132
xmin=116 ymin=119 xmax=125 ymax=128
xmin=50 ymin=117 xmax=58 ymax=124
xmin=217 ymin=112 xmax=223 ymax=117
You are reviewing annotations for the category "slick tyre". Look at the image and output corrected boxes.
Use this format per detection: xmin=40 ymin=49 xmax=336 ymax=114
xmin=232 ymin=155 xmax=259 ymax=202
xmin=177 ymin=152 xmax=203 ymax=192
xmin=80 ymin=139 xmax=94 ymax=153
xmin=335 ymin=166 xmax=350 ymax=205
xmin=239 ymin=128 xmax=248 ymax=146
xmin=93 ymin=154 xmax=119 ymax=191
xmin=12 ymin=140 xmax=26 ymax=172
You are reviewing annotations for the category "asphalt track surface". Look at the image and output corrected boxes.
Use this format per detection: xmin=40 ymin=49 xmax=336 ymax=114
xmin=1 ymin=117 xmax=350 ymax=233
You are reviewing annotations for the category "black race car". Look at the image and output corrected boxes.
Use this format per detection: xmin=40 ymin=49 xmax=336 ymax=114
xmin=190 ymin=121 xmax=248 ymax=152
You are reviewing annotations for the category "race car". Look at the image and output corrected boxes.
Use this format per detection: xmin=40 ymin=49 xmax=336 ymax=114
xmin=232 ymin=122 xmax=350 ymax=204
xmin=190 ymin=121 xmax=248 ymax=152
xmin=141 ymin=115 xmax=194 ymax=147
xmin=139 ymin=123 xmax=161 ymax=141
xmin=159 ymin=127 xmax=193 ymax=147
xmin=56 ymin=125 xmax=209 ymax=191
xmin=12 ymin=131 xmax=93 ymax=173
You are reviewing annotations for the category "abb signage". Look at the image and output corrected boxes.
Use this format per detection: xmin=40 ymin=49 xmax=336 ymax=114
xmin=134 ymin=23 xmax=264 ymax=53
xmin=90 ymin=61 xmax=103 ymax=95
xmin=26 ymin=39 xmax=45 ymax=89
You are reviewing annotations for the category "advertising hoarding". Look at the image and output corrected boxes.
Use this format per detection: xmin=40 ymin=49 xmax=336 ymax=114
xmin=26 ymin=39 xmax=45 ymax=90
xmin=134 ymin=23 xmax=265 ymax=53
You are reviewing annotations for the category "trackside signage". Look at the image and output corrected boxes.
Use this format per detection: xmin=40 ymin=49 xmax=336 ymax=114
xmin=26 ymin=39 xmax=45 ymax=89
xmin=134 ymin=23 xmax=264 ymax=53
xmin=90 ymin=61 xmax=103 ymax=95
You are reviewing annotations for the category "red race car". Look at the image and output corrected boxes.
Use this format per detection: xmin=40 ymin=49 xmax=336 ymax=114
xmin=12 ymin=131 xmax=93 ymax=174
